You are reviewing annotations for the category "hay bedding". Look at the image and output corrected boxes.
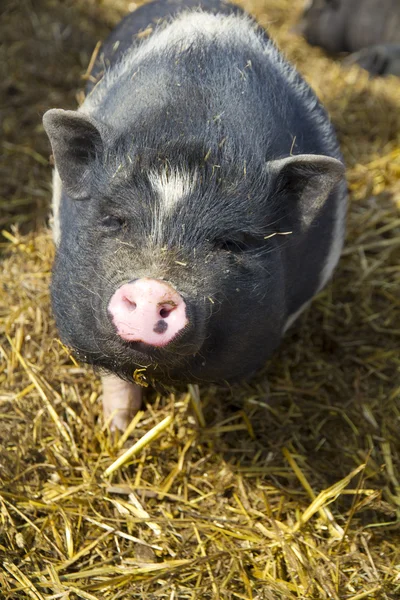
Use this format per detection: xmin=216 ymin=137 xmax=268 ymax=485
xmin=1 ymin=0 xmax=400 ymax=597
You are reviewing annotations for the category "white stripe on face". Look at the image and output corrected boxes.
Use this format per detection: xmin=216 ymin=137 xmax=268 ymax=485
xmin=149 ymin=168 xmax=197 ymax=215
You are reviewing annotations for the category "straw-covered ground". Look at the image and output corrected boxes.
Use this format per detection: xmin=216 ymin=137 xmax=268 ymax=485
xmin=1 ymin=0 xmax=400 ymax=598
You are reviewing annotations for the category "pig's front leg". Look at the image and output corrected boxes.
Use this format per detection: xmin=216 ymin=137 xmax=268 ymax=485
xmin=101 ymin=373 xmax=143 ymax=431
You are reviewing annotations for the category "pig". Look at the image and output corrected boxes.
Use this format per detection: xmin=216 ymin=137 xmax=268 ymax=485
xmin=43 ymin=0 xmax=347 ymax=431
xmin=298 ymin=0 xmax=400 ymax=76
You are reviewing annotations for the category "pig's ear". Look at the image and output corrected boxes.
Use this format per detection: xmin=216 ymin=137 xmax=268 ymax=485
xmin=43 ymin=109 xmax=107 ymax=200
xmin=268 ymin=154 xmax=345 ymax=226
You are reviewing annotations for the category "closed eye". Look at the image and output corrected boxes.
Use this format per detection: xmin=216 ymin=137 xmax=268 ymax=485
xmin=214 ymin=233 xmax=263 ymax=253
xmin=101 ymin=215 xmax=126 ymax=230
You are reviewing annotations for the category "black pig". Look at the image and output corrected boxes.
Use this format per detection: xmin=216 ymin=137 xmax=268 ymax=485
xmin=298 ymin=0 xmax=400 ymax=76
xmin=43 ymin=0 xmax=347 ymax=430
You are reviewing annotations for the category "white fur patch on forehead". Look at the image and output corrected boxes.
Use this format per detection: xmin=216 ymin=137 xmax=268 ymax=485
xmin=149 ymin=168 xmax=197 ymax=214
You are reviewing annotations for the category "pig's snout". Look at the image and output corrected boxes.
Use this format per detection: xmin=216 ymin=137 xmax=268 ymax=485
xmin=108 ymin=279 xmax=189 ymax=347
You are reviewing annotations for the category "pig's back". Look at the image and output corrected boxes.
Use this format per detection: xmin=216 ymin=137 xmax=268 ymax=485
xmin=83 ymin=6 xmax=339 ymax=160
xmin=87 ymin=0 xmax=245 ymax=89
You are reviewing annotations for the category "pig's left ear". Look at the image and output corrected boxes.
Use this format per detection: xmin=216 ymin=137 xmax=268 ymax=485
xmin=43 ymin=109 xmax=109 ymax=200
xmin=268 ymin=154 xmax=345 ymax=226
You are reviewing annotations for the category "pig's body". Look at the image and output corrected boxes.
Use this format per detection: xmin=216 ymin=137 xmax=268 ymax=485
xmin=44 ymin=0 xmax=347 ymax=430
xmin=299 ymin=0 xmax=400 ymax=76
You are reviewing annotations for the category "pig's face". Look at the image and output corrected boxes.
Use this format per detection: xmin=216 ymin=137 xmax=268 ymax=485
xmin=44 ymin=109 xmax=344 ymax=386
xmin=299 ymin=0 xmax=348 ymax=53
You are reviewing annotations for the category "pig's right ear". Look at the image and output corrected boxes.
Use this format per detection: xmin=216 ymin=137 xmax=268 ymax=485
xmin=43 ymin=109 xmax=107 ymax=200
xmin=268 ymin=154 xmax=345 ymax=227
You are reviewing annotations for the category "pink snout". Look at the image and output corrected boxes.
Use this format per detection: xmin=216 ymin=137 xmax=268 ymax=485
xmin=108 ymin=278 xmax=188 ymax=347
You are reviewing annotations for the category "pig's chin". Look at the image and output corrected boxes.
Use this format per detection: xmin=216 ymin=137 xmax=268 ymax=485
xmin=123 ymin=325 xmax=204 ymax=359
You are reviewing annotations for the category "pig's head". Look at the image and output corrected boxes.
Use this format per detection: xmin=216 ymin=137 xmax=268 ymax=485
xmin=298 ymin=0 xmax=348 ymax=53
xmin=43 ymin=108 xmax=343 ymax=386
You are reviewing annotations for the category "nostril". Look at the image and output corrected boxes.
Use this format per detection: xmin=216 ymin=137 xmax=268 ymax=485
xmin=109 ymin=279 xmax=188 ymax=346
xmin=122 ymin=296 xmax=137 ymax=311
xmin=159 ymin=304 xmax=175 ymax=319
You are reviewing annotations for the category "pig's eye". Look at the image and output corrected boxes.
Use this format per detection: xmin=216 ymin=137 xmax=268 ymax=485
xmin=215 ymin=233 xmax=260 ymax=253
xmin=101 ymin=215 xmax=126 ymax=230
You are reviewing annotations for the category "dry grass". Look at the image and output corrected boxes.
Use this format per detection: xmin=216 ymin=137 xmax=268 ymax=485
xmin=1 ymin=0 xmax=400 ymax=598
